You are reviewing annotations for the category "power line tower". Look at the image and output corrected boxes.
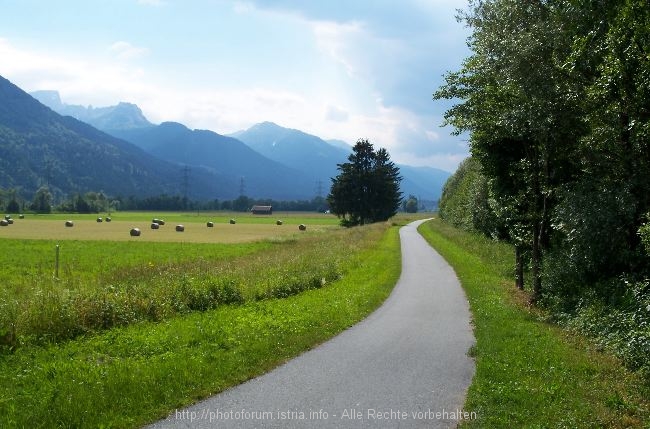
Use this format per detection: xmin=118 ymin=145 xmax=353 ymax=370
xmin=239 ymin=176 xmax=246 ymax=197
xmin=315 ymin=180 xmax=323 ymax=198
xmin=181 ymin=165 xmax=191 ymax=209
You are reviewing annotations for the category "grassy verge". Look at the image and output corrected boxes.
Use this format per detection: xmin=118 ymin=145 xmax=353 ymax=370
xmin=418 ymin=218 xmax=649 ymax=428
xmin=0 ymin=224 xmax=379 ymax=346
xmin=0 ymin=223 xmax=401 ymax=428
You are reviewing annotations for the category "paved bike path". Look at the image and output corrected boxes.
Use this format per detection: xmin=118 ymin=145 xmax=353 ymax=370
xmin=148 ymin=219 xmax=475 ymax=428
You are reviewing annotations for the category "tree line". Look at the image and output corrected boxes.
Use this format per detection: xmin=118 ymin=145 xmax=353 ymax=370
xmin=0 ymin=186 xmax=332 ymax=214
xmin=435 ymin=0 xmax=650 ymax=374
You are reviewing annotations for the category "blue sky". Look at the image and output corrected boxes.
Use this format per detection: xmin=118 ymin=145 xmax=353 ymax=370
xmin=0 ymin=0 xmax=470 ymax=172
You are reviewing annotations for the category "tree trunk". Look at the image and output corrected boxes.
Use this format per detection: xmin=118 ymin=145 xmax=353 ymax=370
xmin=515 ymin=245 xmax=524 ymax=290
xmin=531 ymin=221 xmax=542 ymax=303
xmin=530 ymin=145 xmax=543 ymax=303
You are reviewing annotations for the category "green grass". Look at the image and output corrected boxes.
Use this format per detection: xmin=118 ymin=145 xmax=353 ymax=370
xmin=0 ymin=239 xmax=270 ymax=294
xmin=0 ymin=220 xmax=390 ymax=346
xmin=0 ymin=222 xmax=402 ymax=428
xmin=418 ymin=218 xmax=649 ymax=428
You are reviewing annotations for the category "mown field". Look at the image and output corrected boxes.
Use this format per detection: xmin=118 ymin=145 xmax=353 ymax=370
xmin=0 ymin=211 xmax=420 ymax=428
xmin=0 ymin=211 xmax=339 ymax=243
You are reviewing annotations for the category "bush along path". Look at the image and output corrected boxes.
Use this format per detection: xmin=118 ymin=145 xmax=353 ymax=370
xmin=148 ymin=219 xmax=476 ymax=429
xmin=418 ymin=218 xmax=649 ymax=427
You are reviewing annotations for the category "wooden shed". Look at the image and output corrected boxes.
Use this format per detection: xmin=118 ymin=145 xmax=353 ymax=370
xmin=251 ymin=205 xmax=273 ymax=215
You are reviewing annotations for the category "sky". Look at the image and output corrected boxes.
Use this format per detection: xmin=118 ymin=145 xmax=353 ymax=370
xmin=0 ymin=0 xmax=471 ymax=172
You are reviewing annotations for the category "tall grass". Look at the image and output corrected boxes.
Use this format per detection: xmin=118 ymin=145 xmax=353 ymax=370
xmin=0 ymin=222 xmax=401 ymax=428
xmin=0 ymin=224 xmax=384 ymax=348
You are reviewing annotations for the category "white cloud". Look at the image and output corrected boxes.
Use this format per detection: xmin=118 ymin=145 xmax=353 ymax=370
xmin=0 ymin=38 xmax=156 ymax=107
xmin=109 ymin=41 xmax=149 ymax=60
xmin=0 ymin=35 xmax=466 ymax=172
xmin=311 ymin=20 xmax=364 ymax=78
xmin=325 ymin=105 xmax=349 ymax=122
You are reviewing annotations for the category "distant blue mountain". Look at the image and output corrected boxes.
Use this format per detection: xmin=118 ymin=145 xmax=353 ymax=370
xmin=30 ymin=90 xmax=153 ymax=130
xmin=230 ymin=122 xmax=349 ymax=186
xmin=33 ymin=89 xmax=450 ymax=203
xmin=0 ymin=76 xmax=225 ymax=200
xmin=109 ymin=123 xmax=316 ymax=200
xmin=232 ymin=122 xmax=450 ymax=202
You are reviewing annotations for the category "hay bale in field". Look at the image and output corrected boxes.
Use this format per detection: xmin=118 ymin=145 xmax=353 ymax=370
xmin=0 ymin=220 xmax=8 ymax=227
xmin=19 ymin=214 xmax=24 ymax=219
xmin=130 ymin=227 xmax=141 ymax=237
xmin=207 ymin=221 xmax=214 ymax=227
xmin=151 ymin=222 xmax=160 ymax=230
xmin=7 ymin=219 xmax=13 ymax=224
xmin=175 ymin=224 xmax=185 ymax=232
xmin=65 ymin=220 xmax=74 ymax=227
xmin=96 ymin=217 xmax=103 ymax=223
xmin=105 ymin=217 xmax=111 ymax=222
xmin=4 ymin=215 xmax=11 ymax=220
xmin=276 ymin=220 xmax=283 ymax=225
xmin=299 ymin=224 xmax=307 ymax=231
xmin=229 ymin=219 xmax=236 ymax=225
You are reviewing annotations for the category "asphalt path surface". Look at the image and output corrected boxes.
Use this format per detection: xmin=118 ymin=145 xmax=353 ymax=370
xmin=148 ymin=219 xmax=475 ymax=428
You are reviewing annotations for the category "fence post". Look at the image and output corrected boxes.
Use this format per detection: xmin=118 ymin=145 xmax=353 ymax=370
xmin=55 ymin=244 xmax=60 ymax=279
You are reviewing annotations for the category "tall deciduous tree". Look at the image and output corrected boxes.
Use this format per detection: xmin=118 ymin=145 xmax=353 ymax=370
xmin=434 ymin=0 xmax=582 ymax=300
xmin=436 ymin=0 xmax=650 ymax=306
xmin=328 ymin=139 xmax=402 ymax=227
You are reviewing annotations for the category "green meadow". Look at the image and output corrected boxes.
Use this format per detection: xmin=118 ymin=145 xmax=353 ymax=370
xmin=0 ymin=211 xmax=411 ymax=428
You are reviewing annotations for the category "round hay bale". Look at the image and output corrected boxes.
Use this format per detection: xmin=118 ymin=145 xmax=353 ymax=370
xmin=229 ymin=219 xmax=236 ymax=225
xmin=130 ymin=227 xmax=141 ymax=237
xmin=299 ymin=224 xmax=307 ymax=231
xmin=152 ymin=218 xmax=160 ymax=224
xmin=19 ymin=214 xmax=24 ymax=219
xmin=96 ymin=217 xmax=103 ymax=223
xmin=0 ymin=219 xmax=8 ymax=227
xmin=207 ymin=221 xmax=214 ymax=227
xmin=7 ymin=219 xmax=13 ymax=224
xmin=276 ymin=220 xmax=283 ymax=225
xmin=65 ymin=220 xmax=74 ymax=227
xmin=4 ymin=215 xmax=11 ymax=220
xmin=175 ymin=224 xmax=185 ymax=232
xmin=105 ymin=217 xmax=111 ymax=222
xmin=158 ymin=219 xmax=166 ymax=225
xmin=150 ymin=222 xmax=160 ymax=230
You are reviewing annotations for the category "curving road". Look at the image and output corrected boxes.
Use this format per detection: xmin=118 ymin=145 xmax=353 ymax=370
xmin=148 ymin=219 xmax=475 ymax=428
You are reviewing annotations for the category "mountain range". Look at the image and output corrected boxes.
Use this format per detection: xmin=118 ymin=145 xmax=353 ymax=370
xmin=0 ymin=76 xmax=449 ymax=204
xmin=0 ymin=75 xmax=231 ymax=200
